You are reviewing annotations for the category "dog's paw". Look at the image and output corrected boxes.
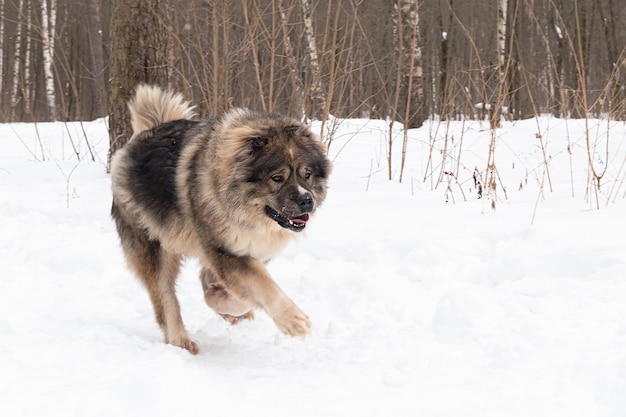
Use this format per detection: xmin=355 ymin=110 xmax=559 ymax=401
xmin=169 ymin=335 xmax=199 ymax=355
xmin=272 ymin=304 xmax=311 ymax=337
xmin=220 ymin=311 xmax=255 ymax=325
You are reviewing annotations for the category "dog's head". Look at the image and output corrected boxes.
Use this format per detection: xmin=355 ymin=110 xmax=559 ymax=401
xmin=220 ymin=111 xmax=332 ymax=232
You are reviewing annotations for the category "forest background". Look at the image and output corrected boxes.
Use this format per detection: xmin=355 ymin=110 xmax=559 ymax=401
xmin=1 ymin=0 xmax=625 ymax=137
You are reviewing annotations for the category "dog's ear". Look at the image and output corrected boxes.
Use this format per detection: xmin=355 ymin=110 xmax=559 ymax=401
xmin=249 ymin=136 xmax=269 ymax=155
xmin=284 ymin=124 xmax=301 ymax=136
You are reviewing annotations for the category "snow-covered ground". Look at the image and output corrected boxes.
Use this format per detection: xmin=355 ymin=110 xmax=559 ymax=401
xmin=1 ymin=116 xmax=625 ymax=417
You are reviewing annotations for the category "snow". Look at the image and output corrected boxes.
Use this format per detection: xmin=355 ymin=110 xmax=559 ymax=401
xmin=1 ymin=116 xmax=626 ymax=417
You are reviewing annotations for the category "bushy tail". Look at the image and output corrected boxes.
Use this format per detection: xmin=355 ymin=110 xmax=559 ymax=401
xmin=128 ymin=84 xmax=196 ymax=138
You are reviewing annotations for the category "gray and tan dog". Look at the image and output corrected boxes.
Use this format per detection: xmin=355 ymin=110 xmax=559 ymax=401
xmin=110 ymin=85 xmax=331 ymax=354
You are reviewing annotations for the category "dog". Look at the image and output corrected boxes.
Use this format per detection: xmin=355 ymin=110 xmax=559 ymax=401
xmin=110 ymin=85 xmax=331 ymax=354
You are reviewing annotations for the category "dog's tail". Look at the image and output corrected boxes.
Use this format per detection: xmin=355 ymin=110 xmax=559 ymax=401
xmin=128 ymin=84 xmax=196 ymax=138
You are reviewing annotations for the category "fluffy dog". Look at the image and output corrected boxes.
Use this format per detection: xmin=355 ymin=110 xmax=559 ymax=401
xmin=110 ymin=85 xmax=331 ymax=354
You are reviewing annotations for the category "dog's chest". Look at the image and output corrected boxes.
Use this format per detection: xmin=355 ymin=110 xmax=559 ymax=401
xmin=227 ymin=228 xmax=290 ymax=262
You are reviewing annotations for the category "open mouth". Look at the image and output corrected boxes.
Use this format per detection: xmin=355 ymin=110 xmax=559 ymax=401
xmin=265 ymin=206 xmax=310 ymax=232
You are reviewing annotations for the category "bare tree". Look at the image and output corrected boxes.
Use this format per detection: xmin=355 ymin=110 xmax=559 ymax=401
xmin=597 ymin=0 xmax=623 ymax=117
xmin=87 ymin=0 xmax=106 ymax=118
xmin=242 ymin=0 xmax=267 ymax=112
xmin=0 ymin=0 xmax=4 ymax=109
xmin=40 ymin=0 xmax=57 ymax=119
xmin=0 ymin=0 xmax=625 ymax=125
xmin=497 ymin=0 xmax=507 ymax=87
xmin=278 ymin=0 xmax=305 ymax=118
xmin=300 ymin=0 xmax=326 ymax=120
xmin=399 ymin=0 xmax=424 ymax=128
xmin=107 ymin=0 xmax=170 ymax=167
xmin=11 ymin=0 xmax=25 ymax=121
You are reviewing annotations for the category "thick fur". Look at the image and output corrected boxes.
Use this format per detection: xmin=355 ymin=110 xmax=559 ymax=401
xmin=110 ymin=85 xmax=331 ymax=354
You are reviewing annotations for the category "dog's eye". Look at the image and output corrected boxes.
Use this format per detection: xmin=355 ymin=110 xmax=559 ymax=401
xmin=304 ymin=171 xmax=312 ymax=180
xmin=271 ymin=175 xmax=284 ymax=183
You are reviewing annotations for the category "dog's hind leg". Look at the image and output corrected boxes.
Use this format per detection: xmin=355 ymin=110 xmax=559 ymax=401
xmin=113 ymin=210 xmax=198 ymax=354
xmin=146 ymin=248 xmax=199 ymax=354
xmin=133 ymin=242 xmax=198 ymax=354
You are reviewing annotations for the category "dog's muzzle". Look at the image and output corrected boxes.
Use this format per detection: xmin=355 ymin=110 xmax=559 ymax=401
xmin=265 ymin=205 xmax=311 ymax=232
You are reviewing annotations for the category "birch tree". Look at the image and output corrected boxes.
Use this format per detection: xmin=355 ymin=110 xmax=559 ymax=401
xmin=496 ymin=0 xmax=507 ymax=86
xmin=24 ymin=1 xmax=32 ymax=115
xmin=11 ymin=0 xmax=23 ymax=120
xmin=300 ymin=0 xmax=326 ymax=120
xmin=0 ymin=0 xmax=4 ymax=106
xmin=40 ymin=0 xmax=57 ymax=119
xmin=401 ymin=0 xmax=423 ymax=126
xmin=277 ymin=0 xmax=305 ymax=119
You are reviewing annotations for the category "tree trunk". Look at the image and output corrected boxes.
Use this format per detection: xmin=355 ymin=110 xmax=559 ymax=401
xmin=551 ymin=1 xmax=566 ymax=118
xmin=497 ymin=0 xmax=507 ymax=84
xmin=572 ymin=0 xmax=586 ymax=119
xmin=398 ymin=0 xmax=424 ymax=128
xmin=598 ymin=0 xmax=623 ymax=118
xmin=40 ymin=0 xmax=57 ymax=120
xmin=438 ymin=2 xmax=450 ymax=119
xmin=11 ymin=0 xmax=24 ymax=121
xmin=0 ymin=0 xmax=4 ymax=111
xmin=494 ymin=0 xmax=507 ymax=124
xmin=278 ymin=0 xmax=305 ymax=119
xmin=300 ymin=0 xmax=326 ymax=120
xmin=210 ymin=0 xmax=221 ymax=116
xmin=107 ymin=0 xmax=170 ymax=168
xmin=87 ymin=0 xmax=106 ymax=119
xmin=242 ymin=0 xmax=267 ymax=112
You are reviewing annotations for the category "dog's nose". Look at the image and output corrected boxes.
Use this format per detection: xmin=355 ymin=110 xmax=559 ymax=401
xmin=296 ymin=193 xmax=314 ymax=212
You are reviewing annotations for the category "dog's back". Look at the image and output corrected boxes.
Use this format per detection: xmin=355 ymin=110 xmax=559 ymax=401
xmin=128 ymin=84 xmax=196 ymax=139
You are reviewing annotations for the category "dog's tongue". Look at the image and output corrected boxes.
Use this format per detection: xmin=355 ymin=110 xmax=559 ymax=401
xmin=290 ymin=213 xmax=310 ymax=225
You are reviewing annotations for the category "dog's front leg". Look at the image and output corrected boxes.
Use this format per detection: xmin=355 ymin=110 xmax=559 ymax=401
xmin=200 ymin=267 xmax=256 ymax=324
xmin=207 ymin=252 xmax=311 ymax=337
